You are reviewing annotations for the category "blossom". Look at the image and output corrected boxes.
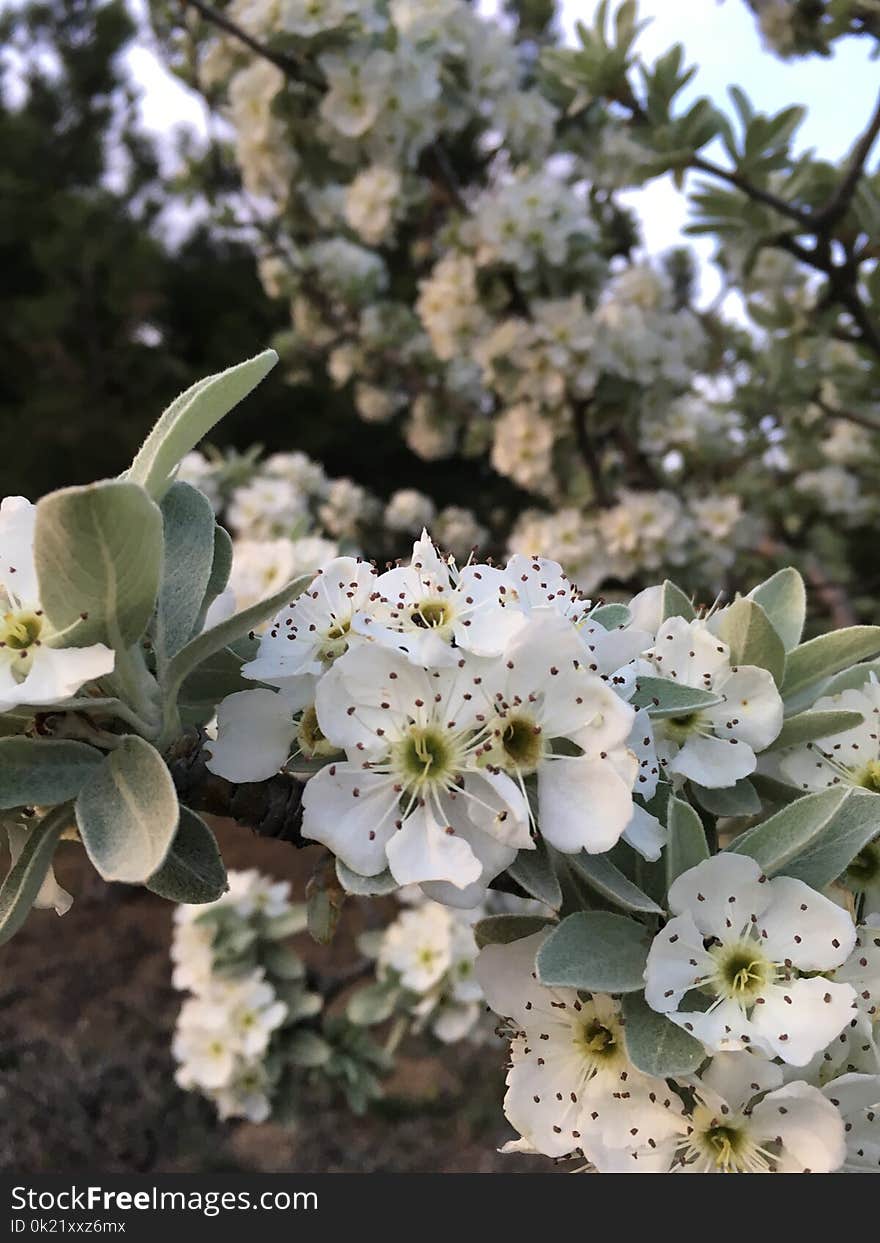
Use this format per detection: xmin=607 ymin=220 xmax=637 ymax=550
xmin=644 ymin=853 xmax=858 ymax=1065
xmin=481 ymin=611 xmax=638 ymax=854
xmin=645 ymin=616 xmax=784 ymax=788
xmin=302 ymin=644 xmax=531 ymax=895
xmin=649 ymin=1052 xmax=846 ymax=1173
xmin=0 ymin=496 xmax=114 ymax=712
xmin=476 ymin=932 xmax=684 ymax=1162
xmin=379 ymin=902 xmax=453 ymax=992
xmin=778 ymin=678 xmax=880 ymax=795
xmin=352 ymin=532 xmax=525 ymax=667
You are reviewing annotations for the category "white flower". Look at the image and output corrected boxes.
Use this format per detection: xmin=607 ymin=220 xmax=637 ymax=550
xmin=345 ymin=165 xmax=402 ymax=245
xmin=243 ymin=556 xmax=377 ymax=690
xmin=645 ymin=1052 xmax=846 ymax=1173
xmin=483 ymin=612 xmax=637 ymax=854
xmin=302 ymin=644 xmax=531 ymax=895
xmin=205 ymin=688 xmax=302 ymax=783
xmin=645 ymin=853 xmax=858 ymax=1065
xmin=352 ymin=532 xmax=525 ymax=667
xmin=379 ymin=903 xmax=453 ymax=992
xmin=0 ymin=497 xmax=114 ymax=712
xmin=476 ymin=933 xmax=684 ymax=1161
xmin=645 ymin=616 xmax=784 ymax=788
xmin=821 ymin=1073 xmax=880 ymax=1171
xmin=383 ymin=489 xmax=437 ymax=536
xmin=779 ymin=679 xmax=880 ymax=794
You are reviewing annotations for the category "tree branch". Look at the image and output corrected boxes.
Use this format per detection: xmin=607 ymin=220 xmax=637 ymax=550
xmin=179 ymin=0 xmax=324 ymax=88
xmin=689 ymin=154 xmax=814 ymax=228
xmin=813 ymin=90 xmax=880 ymax=230
xmin=572 ymin=400 xmax=611 ymax=507
xmin=166 ymin=730 xmax=307 ymax=845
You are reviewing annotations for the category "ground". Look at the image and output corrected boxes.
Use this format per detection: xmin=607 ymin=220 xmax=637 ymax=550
xmin=0 ymin=821 xmax=552 ymax=1174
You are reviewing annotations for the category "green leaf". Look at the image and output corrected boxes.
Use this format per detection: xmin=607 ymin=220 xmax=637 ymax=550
xmin=474 ymin=914 xmax=554 ymax=949
xmin=176 ymin=644 xmax=255 ymax=731
xmin=781 ymin=628 xmax=880 ymax=700
xmin=508 ymin=838 xmax=562 ymax=908
xmin=263 ymin=905 xmax=309 ymax=939
xmin=156 ymin=482 xmax=216 ymax=664
xmin=691 ymin=779 xmax=761 ymax=818
xmin=750 ymin=569 xmax=805 ymax=656
xmin=535 ymin=911 xmax=650 ymax=993
xmin=768 ymin=709 xmax=866 ymax=753
xmin=284 ymin=1029 xmax=331 ymax=1068
xmin=336 ymin=861 xmax=399 ymax=896
xmin=665 ymin=796 xmax=709 ymax=888
xmin=714 ymin=598 xmax=786 ymax=685
xmin=568 ymin=851 xmax=663 ymax=914
xmin=630 ymin=676 xmax=723 ymax=718
xmin=725 ymin=787 xmax=850 ymax=875
xmin=0 ymin=804 xmax=71 ymax=945
xmin=622 ymin=993 xmax=705 ymax=1077
xmin=127 ymin=350 xmax=278 ymax=499
xmin=346 ymin=982 xmax=400 ymax=1026
xmin=0 ymin=737 xmax=103 ymax=810
xmin=780 ymin=789 xmax=880 ymax=890
xmin=194 ymin=524 xmax=234 ymax=632
xmin=589 ymin=603 xmax=631 ymax=629
xmin=34 ymin=480 xmax=163 ymax=648
xmin=821 ymin=659 xmax=880 ymax=698
xmin=159 ymin=572 xmax=311 ymax=743
xmin=661 ymin=580 xmax=695 ymax=622
xmin=75 ymin=735 xmax=179 ymax=883
xmin=146 ymin=807 xmax=226 ymax=904
xmin=262 ymin=943 xmax=306 ymax=980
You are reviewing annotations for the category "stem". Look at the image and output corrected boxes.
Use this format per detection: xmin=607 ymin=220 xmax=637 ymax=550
xmin=572 ymin=400 xmax=611 ymax=507
xmin=812 ymin=90 xmax=880 ymax=231
xmin=179 ymin=0 xmax=324 ymax=88
xmin=165 ymin=730 xmax=308 ymax=845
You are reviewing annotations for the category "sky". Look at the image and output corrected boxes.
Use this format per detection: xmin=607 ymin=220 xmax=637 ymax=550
xmin=124 ymin=0 xmax=879 ymax=298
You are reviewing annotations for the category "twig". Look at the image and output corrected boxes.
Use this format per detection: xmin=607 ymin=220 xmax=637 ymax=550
xmin=179 ymin=0 xmax=324 ymax=88
xmin=572 ymin=400 xmax=611 ymax=508
xmin=813 ymin=91 xmax=880 ymax=230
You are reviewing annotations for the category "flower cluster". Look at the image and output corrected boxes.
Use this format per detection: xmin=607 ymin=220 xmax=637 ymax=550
xmin=177 ymin=448 xmax=488 ymax=614
xmin=478 ymin=887 xmax=880 ymax=1173
xmin=156 ymin=0 xmax=880 ymax=616
xmin=197 ymin=520 xmax=880 ymax=1171
xmin=171 ymin=869 xmax=323 ymax=1122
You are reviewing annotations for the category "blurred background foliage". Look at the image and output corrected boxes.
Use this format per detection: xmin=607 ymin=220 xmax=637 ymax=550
xmin=0 ymin=0 xmax=527 ymax=516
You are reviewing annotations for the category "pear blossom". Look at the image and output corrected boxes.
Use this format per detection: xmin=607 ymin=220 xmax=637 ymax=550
xmin=302 ymin=644 xmax=531 ymax=894
xmin=778 ymin=679 xmax=880 ymax=795
xmin=821 ymin=1073 xmax=880 ymax=1171
xmin=0 ymin=496 xmax=114 ymax=711
xmin=649 ymin=1053 xmax=846 ymax=1173
xmin=352 ymin=532 xmax=525 ymax=667
xmin=482 ymin=612 xmax=638 ymax=854
xmin=476 ymin=933 xmax=685 ymax=1162
xmin=243 ymin=556 xmax=377 ymax=691
xmin=644 ymin=853 xmax=858 ymax=1065
xmin=644 ymin=616 xmax=784 ymax=788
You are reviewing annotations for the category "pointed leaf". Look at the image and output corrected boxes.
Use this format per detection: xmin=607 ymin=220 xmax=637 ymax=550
xmin=0 ymin=804 xmax=71 ymax=945
xmin=156 ymin=482 xmax=216 ymax=664
xmin=665 ymin=796 xmax=709 ymax=888
xmin=128 ymin=350 xmax=278 ymax=499
xmin=568 ymin=851 xmax=663 ymax=914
